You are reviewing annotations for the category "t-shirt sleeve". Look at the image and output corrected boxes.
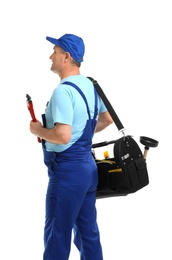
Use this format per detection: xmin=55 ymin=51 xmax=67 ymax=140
xmin=51 ymin=90 xmax=73 ymax=125
xmin=99 ymin=97 xmax=107 ymax=113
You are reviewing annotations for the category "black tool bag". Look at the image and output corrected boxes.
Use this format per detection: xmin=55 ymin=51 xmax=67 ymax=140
xmin=88 ymin=77 xmax=158 ymax=199
xmin=93 ymin=135 xmax=149 ymax=198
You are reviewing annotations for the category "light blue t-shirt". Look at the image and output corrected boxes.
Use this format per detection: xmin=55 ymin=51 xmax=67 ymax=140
xmin=45 ymin=75 xmax=107 ymax=152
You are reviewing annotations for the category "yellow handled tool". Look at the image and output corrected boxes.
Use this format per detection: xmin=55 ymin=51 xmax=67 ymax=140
xmin=108 ymin=168 xmax=122 ymax=173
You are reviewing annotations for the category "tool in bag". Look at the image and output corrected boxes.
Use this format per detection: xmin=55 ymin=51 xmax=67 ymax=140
xmin=87 ymin=77 xmax=159 ymax=199
xmin=26 ymin=94 xmax=41 ymax=143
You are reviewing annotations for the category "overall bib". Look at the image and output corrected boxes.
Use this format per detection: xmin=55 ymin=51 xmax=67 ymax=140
xmin=42 ymin=82 xmax=103 ymax=260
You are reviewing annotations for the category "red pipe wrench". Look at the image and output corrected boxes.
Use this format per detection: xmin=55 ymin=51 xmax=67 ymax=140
xmin=26 ymin=94 xmax=41 ymax=143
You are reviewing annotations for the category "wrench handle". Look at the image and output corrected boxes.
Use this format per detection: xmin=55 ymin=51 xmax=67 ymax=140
xmin=26 ymin=96 xmax=41 ymax=143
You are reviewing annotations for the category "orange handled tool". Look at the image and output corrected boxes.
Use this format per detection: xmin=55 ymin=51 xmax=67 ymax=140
xmin=26 ymin=94 xmax=41 ymax=143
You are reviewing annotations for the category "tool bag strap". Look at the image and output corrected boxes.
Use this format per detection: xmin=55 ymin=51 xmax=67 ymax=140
xmin=87 ymin=77 xmax=125 ymax=133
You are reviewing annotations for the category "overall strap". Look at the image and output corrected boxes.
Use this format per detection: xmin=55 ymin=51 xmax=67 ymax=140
xmin=93 ymin=87 xmax=98 ymax=120
xmin=62 ymin=81 xmax=98 ymax=120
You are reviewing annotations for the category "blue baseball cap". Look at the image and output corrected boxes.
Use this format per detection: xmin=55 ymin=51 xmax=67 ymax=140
xmin=46 ymin=34 xmax=85 ymax=63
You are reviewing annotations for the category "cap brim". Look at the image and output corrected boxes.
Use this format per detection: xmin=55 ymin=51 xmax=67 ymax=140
xmin=46 ymin=36 xmax=60 ymax=46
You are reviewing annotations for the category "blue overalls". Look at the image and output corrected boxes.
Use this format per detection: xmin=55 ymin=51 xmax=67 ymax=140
xmin=42 ymin=82 xmax=103 ymax=260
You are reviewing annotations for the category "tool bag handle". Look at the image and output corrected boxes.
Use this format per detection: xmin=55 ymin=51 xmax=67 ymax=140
xmin=87 ymin=77 xmax=125 ymax=133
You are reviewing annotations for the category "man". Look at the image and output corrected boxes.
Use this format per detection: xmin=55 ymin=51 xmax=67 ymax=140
xmin=30 ymin=33 xmax=113 ymax=260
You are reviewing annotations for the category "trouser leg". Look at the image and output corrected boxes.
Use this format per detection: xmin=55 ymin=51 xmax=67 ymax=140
xmin=43 ymin=180 xmax=73 ymax=260
xmin=43 ymin=159 xmax=97 ymax=260
xmin=73 ymin=191 xmax=103 ymax=260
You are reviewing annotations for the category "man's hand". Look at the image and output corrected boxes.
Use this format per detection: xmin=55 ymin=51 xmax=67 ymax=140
xmin=30 ymin=119 xmax=43 ymax=137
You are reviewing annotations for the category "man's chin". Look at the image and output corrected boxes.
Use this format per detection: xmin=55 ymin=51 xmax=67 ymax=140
xmin=50 ymin=66 xmax=55 ymax=72
xmin=51 ymin=67 xmax=58 ymax=74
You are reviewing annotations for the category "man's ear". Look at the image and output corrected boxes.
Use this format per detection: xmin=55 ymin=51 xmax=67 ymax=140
xmin=64 ymin=52 xmax=71 ymax=62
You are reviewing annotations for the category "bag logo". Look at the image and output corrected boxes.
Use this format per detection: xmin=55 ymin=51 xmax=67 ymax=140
xmin=121 ymin=153 xmax=130 ymax=160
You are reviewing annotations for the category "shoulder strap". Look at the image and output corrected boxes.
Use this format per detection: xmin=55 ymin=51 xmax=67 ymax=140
xmin=62 ymin=81 xmax=91 ymax=119
xmin=87 ymin=77 xmax=125 ymax=133
xmin=62 ymin=81 xmax=98 ymax=121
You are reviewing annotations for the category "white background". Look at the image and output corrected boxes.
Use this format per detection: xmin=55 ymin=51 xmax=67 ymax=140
xmin=0 ymin=0 xmax=171 ymax=259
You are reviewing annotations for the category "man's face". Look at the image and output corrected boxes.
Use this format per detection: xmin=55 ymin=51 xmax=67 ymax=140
xmin=49 ymin=46 xmax=66 ymax=74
